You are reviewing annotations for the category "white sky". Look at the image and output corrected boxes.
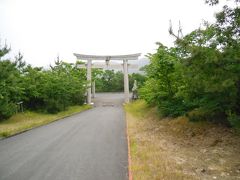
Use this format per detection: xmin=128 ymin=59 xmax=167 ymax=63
xmin=0 ymin=0 xmax=230 ymax=67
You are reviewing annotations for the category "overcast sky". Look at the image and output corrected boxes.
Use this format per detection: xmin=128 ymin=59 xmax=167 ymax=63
xmin=0 ymin=0 xmax=231 ymax=67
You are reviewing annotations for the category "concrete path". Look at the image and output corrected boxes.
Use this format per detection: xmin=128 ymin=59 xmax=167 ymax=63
xmin=0 ymin=93 xmax=128 ymax=180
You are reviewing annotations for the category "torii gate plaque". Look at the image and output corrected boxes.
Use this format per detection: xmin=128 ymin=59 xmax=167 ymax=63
xmin=73 ymin=53 xmax=141 ymax=104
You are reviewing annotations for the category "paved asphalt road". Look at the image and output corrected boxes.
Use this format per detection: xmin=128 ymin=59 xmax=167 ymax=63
xmin=0 ymin=93 xmax=128 ymax=180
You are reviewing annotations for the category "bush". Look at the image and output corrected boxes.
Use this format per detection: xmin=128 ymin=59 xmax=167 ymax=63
xmin=227 ymin=112 xmax=240 ymax=130
xmin=0 ymin=101 xmax=16 ymax=120
xmin=157 ymin=98 xmax=189 ymax=117
xmin=139 ymin=5 xmax=240 ymax=129
xmin=0 ymin=46 xmax=87 ymax=119
xmin=0 ymin=48 xmax=24 ymax=120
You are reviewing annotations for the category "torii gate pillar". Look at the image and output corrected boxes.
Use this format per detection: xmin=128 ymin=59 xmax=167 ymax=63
xmin=92 ymin=80 xmax=96 ymax=98
xmin=87 ymin=60 xmax=92 ymax=104
xmin=123 ymin=59 xmax=129 ymax=103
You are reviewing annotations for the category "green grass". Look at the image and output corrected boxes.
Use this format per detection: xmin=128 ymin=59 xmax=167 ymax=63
xmin=125 ymin=100 xmax=152 ymax=118
xmin=125 ymin=100 xmax=161 ymax=122
xmin=0 ymin=105 xmax=91 ymax=138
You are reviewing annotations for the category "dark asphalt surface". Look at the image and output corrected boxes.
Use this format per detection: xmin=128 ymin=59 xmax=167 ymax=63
xmin=0 ymin=93 xmax=128 ymax=180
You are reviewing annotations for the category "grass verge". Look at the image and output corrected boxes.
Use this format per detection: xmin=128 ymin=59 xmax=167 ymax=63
xmin=0 ymin=105 xmax=91 ymax=138
xmin=125 ymin=100 xmax=240 ymax=180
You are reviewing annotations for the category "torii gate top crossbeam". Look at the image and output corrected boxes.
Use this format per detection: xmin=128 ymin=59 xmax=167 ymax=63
xmin=73 ymin=53 xmax=141 ymax=60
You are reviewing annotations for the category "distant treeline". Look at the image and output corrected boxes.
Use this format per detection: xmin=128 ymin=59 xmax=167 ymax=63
xmin=94 ymin=70 xmax=145 ymax=92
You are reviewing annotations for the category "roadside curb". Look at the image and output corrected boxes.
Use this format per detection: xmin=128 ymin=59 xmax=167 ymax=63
xmin=125 ymin=112 xmax=133 ymax=180
xmin=0 ymin=106 xmax=93 ymax=140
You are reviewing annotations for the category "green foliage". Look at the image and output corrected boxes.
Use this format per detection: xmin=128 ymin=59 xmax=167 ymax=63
xmin=0 ymin=48 xmax=87 ymax=119
xmin=140 ymin=43 xmax=187 ymax=116
xmin=95 ymin=69 xmax=145 ymax=92
xmin=23 ymin=61 xmax=87 ymax=113
xmin=227 ymin=111 xmax=240 ymax=130
xmin=205 ymin=0 xmax=240 ymax=6
xmin=95 ymin=70 xmax=123 ymax=92
xmin=129 ymin=73 xmax=146 ymax=90
xmin=39 ymin=61 xmax=86 ymax=113
xmin=140 ymin=4 xmax=240 ymax=129
xmin=0 ymin=46 xmax=24 ymax=119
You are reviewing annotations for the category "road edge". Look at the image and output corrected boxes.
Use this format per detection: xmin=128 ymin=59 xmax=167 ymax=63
xmin=125 ymin=110 xmax=133 ymax=180
xmin=0 ymin=106 xmax=93 ymax=141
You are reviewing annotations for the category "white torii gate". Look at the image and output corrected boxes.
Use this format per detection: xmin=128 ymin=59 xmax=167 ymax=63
xmin=73 ymin=53 xmax=141 ymax=104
